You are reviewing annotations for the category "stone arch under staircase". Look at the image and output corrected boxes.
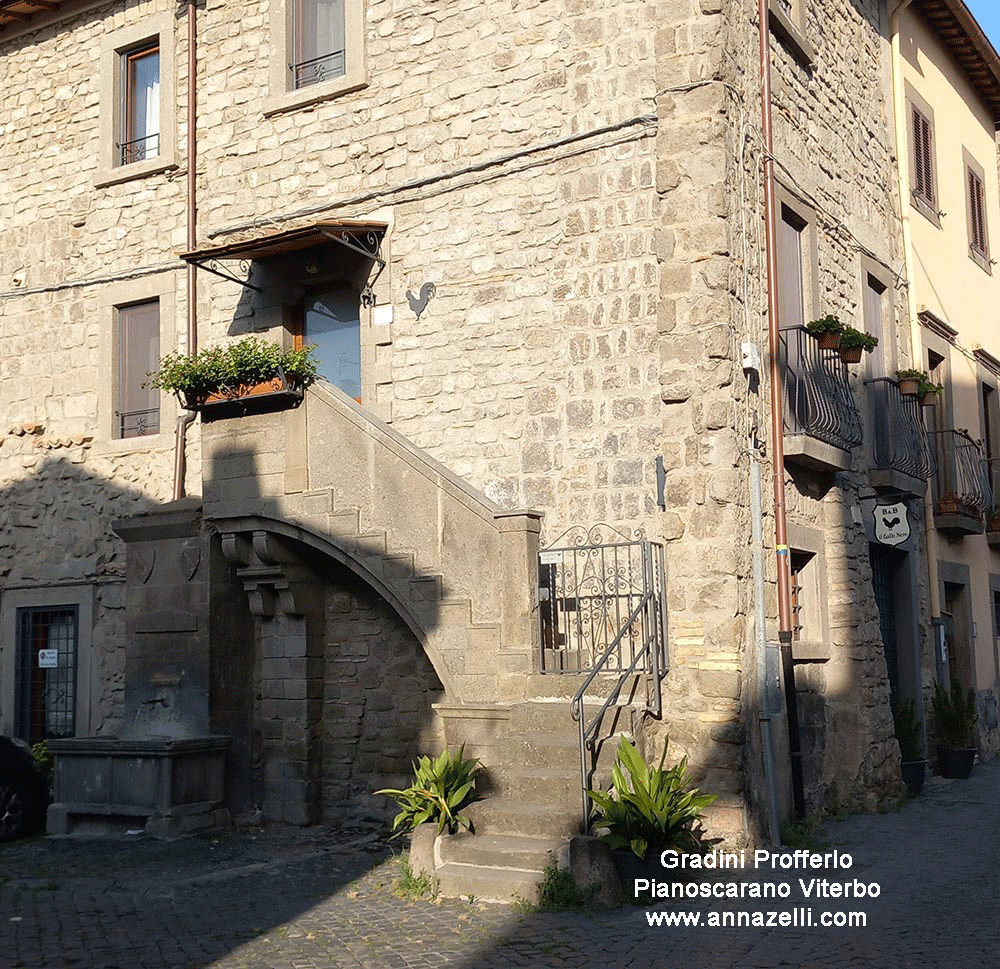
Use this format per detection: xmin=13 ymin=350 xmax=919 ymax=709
xmin=198 ymin=381 xmax=656 ymax=898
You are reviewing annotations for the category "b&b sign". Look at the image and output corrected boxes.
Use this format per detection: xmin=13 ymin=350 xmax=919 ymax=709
xmin=873 ymin=501 xmax=910 ymax=547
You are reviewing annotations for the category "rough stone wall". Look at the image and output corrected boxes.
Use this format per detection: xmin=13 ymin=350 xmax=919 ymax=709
xmin=194 ymin=0 xmax=662 ymax=542
xmin=322 ymin=570 xmax=444 ymax=820
xmin=0 ymin=0 xmax=194 ymax=736
xmin=647 ymin=0 xmax=913 ymax=835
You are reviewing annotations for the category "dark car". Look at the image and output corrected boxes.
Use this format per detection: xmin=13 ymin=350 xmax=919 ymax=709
xmin=0 ymin=737 xmax=51 ymax=841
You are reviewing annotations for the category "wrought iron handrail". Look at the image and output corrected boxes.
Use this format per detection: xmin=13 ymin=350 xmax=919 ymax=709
xmin=780 ymin=326 xmax=863 ymax=452
xmin=864 ymin=377 xmax=934 ymax=480
xmin=571 ymin=586 xmax=665 ymax=828
xmin=929 ymin=429 xmax=992 ymax=516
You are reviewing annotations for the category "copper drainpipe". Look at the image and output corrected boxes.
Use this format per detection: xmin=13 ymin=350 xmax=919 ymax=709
xmin=173 ymin=0 xmax=199 ymax=501
xmin=758 ymin=0 xmax=805 ymax=819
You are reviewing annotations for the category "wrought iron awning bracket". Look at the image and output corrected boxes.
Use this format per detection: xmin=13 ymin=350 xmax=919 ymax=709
xmin=190 ymin=257 xmax=262 ymax=293
xmin=319 ymin=227 xmax=386 ymax=306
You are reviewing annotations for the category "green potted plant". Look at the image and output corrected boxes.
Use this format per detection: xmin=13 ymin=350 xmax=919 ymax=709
xmin=917 ymin=376 xmax=943 ymax=407
xmin=932 ymin=680 xmax=977 ymax=779
xmin=375 ymin=746 xmax=481 ymax=837
xmin=805 ymin=314 xmax=846 ymax=350
xmin=587 ymin=737 xmax=716 ymax=902
xmin=895 ymin=368 xmax=925 ymax=397
xmin=147 ymin=337 xmax=319 ymax=411
xmin=838 ymin=326 xmax=878 ymax=364
xmin=892 ymin=697 xmax=926 ymax=796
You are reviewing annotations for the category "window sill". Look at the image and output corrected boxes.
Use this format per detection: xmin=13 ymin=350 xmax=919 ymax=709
xmin=768 ymin=0 xmax=814 ymax=67
xmin=263 ymin=73 xmax=368 ymax=117
xmin=94 ymin=155 xmax=178 ymax=189
xmin=911 ymin=195 xmax=941 ymax=229
xmin=970 ymin=248 xmax=993 ymax=275
xmin=92 ymin=432 xmax=171 ymax=457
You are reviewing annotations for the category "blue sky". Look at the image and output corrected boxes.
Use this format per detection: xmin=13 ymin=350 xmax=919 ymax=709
xmin=965 ymin=1 xmax=1000 ymax=52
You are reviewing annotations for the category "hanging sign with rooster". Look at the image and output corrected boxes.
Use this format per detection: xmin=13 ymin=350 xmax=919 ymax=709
xmin=873 ymin=501 xmax=910 ymax=546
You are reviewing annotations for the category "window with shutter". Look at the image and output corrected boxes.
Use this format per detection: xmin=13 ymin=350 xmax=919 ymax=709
xmin=968 ymin=168 xmax=989 ymax=259
xmin=117 ymin=301 xmax=160 ymax=438
xmin=912 ymin=107 xmax=935 ymax=209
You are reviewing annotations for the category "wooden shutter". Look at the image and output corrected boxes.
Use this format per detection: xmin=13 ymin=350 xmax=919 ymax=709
xmin=969 ymin=168 xmax=988 ymax=257
xmin=912 ymin=107 xmax=934 ymax=207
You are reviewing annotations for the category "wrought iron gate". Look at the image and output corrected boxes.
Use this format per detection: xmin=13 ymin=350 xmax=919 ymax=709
xmin=537 ymin=524 xmax=667 ymax=676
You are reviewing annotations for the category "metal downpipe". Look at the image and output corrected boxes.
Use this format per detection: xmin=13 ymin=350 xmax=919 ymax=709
xmin=758 ymin=0 xmax=805 ymax=819
xmin=173 ymin=0 xmax=199 ymax=501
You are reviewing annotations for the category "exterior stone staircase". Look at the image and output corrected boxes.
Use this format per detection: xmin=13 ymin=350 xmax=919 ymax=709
xmin=432 ymin=683 xmax=647 ymax=902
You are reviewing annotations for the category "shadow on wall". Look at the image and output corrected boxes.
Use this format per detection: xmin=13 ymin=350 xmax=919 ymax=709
xmin=201 ymin=441 xmax=448 ymax=827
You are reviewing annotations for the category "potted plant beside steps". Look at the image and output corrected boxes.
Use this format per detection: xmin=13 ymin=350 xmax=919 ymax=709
xmin=586 ymin=736 xmax=716 ymax=904
xmin=932 ymin=680 xmax=978 ymax=780
xmin=375 ymin=746 xmax=481 ymax=881
xmin=147 ymin=336 xmax=319 ymax=416
xmin=892 ymin=697 xmax=926 ymax=796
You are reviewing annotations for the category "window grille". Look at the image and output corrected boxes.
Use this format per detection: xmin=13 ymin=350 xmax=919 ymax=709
xmin=15 ymin=607 xmax=79 ymax=743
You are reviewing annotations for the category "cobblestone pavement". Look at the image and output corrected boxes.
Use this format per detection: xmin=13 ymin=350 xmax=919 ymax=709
xmin=3 ymin=763 xmax=1000 ymax=969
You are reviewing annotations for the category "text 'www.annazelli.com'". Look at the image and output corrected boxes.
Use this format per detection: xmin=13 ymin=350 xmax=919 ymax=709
xmin=645 ymin=909 xmax=868 ymax=928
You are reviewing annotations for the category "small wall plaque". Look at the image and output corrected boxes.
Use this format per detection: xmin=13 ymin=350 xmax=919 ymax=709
xmin=38 ymin=649 xmax=58 ymax=669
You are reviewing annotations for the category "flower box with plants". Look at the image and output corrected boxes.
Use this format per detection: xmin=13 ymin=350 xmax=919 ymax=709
xmin=895 ymin=368 xmax=926 ymax=397
xmin=932 ymin=680 xmax=977 ymax=779
xmin=587 ymin=737 xmax=715 ymax=903
xmin=838 ymin=326 xmax=878 ymax=364
xmin=147 ymin=337 xmax=319 ymax=413
xmin=892 ymin=697 xmax=925 ymax=796
xmin=805 ymin=314 xmax=846 ymax=350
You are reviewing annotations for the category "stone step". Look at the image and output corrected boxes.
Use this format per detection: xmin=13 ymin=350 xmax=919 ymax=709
xmin=437 ymin=831 xmax=565 ymax=870
xmin=466 ymin=799 xmax=581 ymax=838
xmin=504 ymin=731 xmax=579 ymax=769
xmin=509 ymin=698 xmax=638 ymax=734
xmin=494 ymin=766 xmax=583 ymax=803
xmin=434 ymin=861 xmax=547 ymax=904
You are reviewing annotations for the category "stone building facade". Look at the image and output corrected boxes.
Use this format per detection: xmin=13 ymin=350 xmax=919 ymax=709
xmin=0 ymin=0 xmax=970 ymax=883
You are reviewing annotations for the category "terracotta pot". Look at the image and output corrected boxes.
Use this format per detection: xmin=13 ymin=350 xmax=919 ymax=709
xmin=897 ymin=377 xmax=920 ymax=397
xmin=919 ymin=390 xmax=939 ymax=407
xmin=814 ymin=330 xmax=843 ymax=350
xmin=839 ymin=345 xmax=863 ymax=364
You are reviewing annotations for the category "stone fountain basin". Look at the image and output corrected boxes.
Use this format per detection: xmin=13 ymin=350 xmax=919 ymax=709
xmin=46 ymin=735 xmax=230 ymax=838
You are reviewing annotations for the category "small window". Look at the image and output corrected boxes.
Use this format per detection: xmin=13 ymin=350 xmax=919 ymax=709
xmin=120 ymin=43 xmax=160 ymax=166
xmin=968 ymin=167 xmax=990 ymax=262
xmin=117 ymin=301 xmax=160 ymax=438
xmin=777 ymin=205 xmax=806 ymax=330
xmin=911 ymin=107 xmax=935 ymax=210
xmin=292 ymin=0 xmax=346 ymax=89
xmin=790 ymin=550 xmax=818 ymax=642
xmin=15 ymin=607 xmax=79 ymax=742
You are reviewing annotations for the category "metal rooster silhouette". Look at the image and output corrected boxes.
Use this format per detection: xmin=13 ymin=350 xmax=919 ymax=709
xmin=405 ymin=281 xmax=436 ymax=320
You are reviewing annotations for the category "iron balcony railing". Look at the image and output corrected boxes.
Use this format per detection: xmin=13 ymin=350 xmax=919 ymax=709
xmin=864 ymin=378 xmax=934 ymax=480
xmin=118 ymin=132 xmax=159 ymax=166
xmin=117 ymin=407 xmax=160 ymax=439
xmin=291 ymin=49 xmax=346 ymax=89
xmin=781 ymin=326 xmax=863 ymax=453
xmin=929 ymin=429 xmax=992 ymax=520
xmin=986 ymin=458 xmax=1000 ymax=531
